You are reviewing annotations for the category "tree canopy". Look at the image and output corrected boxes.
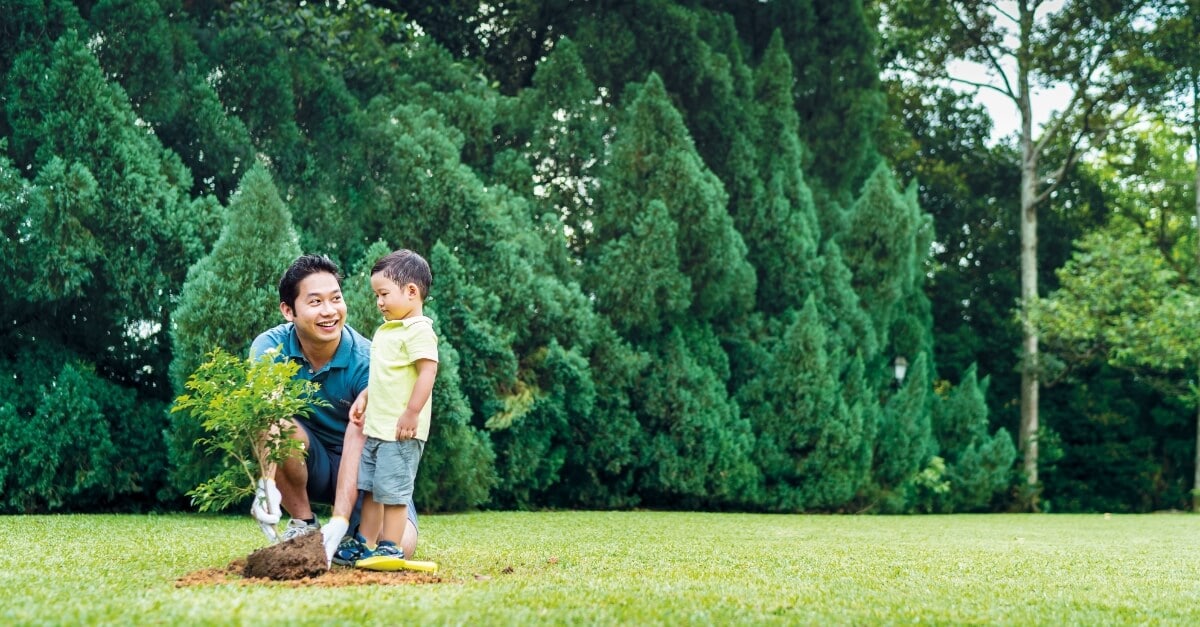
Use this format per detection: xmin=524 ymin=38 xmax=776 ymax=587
xmin=5 ymin=0 xmax=1194 ymax=515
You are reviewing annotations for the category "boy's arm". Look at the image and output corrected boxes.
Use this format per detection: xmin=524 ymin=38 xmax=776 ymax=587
xmin=395 ymin=359 xmax=438 ymax=440
xmin=349 ymin=388 xmax=368 ymax=427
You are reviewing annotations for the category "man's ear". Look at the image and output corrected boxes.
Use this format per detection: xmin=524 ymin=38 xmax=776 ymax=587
xmin=280 ymin=302 xmax=294 ymax=321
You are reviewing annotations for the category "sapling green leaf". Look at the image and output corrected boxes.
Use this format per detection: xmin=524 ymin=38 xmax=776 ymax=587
xmin=172 ymin=347 xmax=328 ymax=537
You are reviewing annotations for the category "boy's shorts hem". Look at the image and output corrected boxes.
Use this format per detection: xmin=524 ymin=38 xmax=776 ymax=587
xmin=358 ymin=438 xmax=423 ymax=506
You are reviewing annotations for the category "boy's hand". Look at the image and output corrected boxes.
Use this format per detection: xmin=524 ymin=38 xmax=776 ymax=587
xmin=395 ymin=411 xmax=418 ymax=440
xmin=349 ymin=389 xmax=368 ymax=427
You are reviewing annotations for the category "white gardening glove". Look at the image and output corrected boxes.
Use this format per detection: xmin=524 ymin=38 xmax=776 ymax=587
xmin=321 ymin=516 xmax=350 ymax=567
xmin=251 ymin=478 xmax=282 ymax=542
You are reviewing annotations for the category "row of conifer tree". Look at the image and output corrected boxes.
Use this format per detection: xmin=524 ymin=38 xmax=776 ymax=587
xmin=0 ymin=0 xmax=1015 ymax=514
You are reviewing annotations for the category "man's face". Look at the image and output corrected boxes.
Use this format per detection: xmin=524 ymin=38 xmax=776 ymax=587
xmin=281 ymin=272 xmax=346 ymax=348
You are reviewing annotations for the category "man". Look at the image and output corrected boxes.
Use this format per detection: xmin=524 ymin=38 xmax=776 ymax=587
xmin=249 ymin=254 xmax=418 ymax=564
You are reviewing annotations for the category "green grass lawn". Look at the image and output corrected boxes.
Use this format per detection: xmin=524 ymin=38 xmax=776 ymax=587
xmin=2 ymin=511 xmax=1198 ymax=625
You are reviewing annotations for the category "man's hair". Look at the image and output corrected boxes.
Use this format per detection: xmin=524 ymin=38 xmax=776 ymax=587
xmin=372 ymin=249 xmax=432 ymax=300
xmin=279 ymin=254 xmax=343 ymax=310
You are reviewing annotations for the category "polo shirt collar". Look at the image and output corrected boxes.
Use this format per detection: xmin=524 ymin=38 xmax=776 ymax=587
xmin=390 ymin=315 xmax=433 ymax=328
xmin=282 ymin=324 xmax=354 ymax=372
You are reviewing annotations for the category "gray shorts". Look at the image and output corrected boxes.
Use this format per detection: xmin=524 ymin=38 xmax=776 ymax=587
xmin=358 ymin=437 xmax=424 ymax=505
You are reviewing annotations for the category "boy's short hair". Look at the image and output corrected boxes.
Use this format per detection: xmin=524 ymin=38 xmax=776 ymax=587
xmin=279 ymin=254 xmax=343 ymax=310
xmin=372 ymin=249 xmax=432 ymax=300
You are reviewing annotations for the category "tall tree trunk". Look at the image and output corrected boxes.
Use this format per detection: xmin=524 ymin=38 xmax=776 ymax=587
xmin=1193 ymin=166 xmax=1199 ymax=511
xmin=1017 ymin=2 xmax=1040 ymax=500
xmin=1018 ymin=142 xmax=1039 ymax=491
xmin=1192 ymin=77 xmax=1200 ymax=513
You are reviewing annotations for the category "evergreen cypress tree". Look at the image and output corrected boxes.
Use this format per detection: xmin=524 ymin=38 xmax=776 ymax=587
xmin=344 ymin=240 xmax=393 ymax=338
xmin=426 ymin=243 xmax=518 ymax=424
xmin=712 ymin=0 xmax=886 ymax=196
xmin=209 ymin=23 xmax=305 ymax=179
xmin=799 ymin=0 xmax=884 ymax=196
xmin=515 ymin=37 xmax=609 ymax=255
xmin=837 ymin=162 xmax=940 ymax=512
xmin=338 ymin=93 xmax=631 ymax=507
xmin=0 ymin=147 xmax=30 ymax=293
xmin=842 ymin=163 xmax=919 ymax=349
xmin=6 ymin=31 xmax=220 ymax=385
xmin=89 ymin=0 xmax=256 ymax=199
xmin=927 ymin=365 xmax=1017 ymax=512
xmin=745 ymin=29 xmax=822 ymax=313
xmin=571 ymin=1 xmax=756 ymax=208
xmin=16 ymin=158 xmax=102 ymax=302
xmin=638 ymin=325 xmax=759 ymax=508
xmin=816 ymin=241 xmax=879 ymax=364
xmin=168 ymin=163 xmax=301 ymax=390
xmin=554 ymin=325 xmax=647 ymax=509
xmin=872 ymin=351 xmax=934 ymax=509
xmin=414 ymin=328 xmax=498 ymax=512
xmin=889 ymin=181 xmax=937 ymax=369
xmin=0 ymin=353 xmax=165 ymax=513
xmin=0 ymin=0 xmax=86 ymax=81
xmin=594 ymin=73 xmax=755 ymax=323
xmin=2 ymin=30 xmax=219 ymax=509
xmin=739 ymin=297 xmax=868 ymax=510
xmin=589 ymin=199 xmax=692 ymax=339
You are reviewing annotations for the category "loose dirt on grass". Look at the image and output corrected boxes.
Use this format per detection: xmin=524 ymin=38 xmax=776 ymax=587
xmin=176 ymin=560 xmax=445 ymax=587
xmin=176 ymin=532 xmax=445 ymax=587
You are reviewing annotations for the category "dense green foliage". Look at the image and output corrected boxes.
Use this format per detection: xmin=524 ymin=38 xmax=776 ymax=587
xmin=15 ymin=0 xmax=1198 ymax=516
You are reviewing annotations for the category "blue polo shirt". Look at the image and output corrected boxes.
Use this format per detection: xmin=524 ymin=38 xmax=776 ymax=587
xmin=250 ymin=323 xmax=372 ymax=456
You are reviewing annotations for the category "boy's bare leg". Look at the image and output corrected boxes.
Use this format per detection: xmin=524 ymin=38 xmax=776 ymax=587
xmin=380 ymin=503 xmax=408 ymax=550
xmin=352 ymin=494 xmax=417 ymax=556
xmin=360 ymin=493 xmax=383 ymax=545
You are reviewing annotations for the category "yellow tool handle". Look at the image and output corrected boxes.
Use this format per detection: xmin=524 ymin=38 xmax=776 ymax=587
xmin=356 ymin=555 xmax=439 ymax=573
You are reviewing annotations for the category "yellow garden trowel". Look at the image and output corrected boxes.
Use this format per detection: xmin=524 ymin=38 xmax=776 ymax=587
xmin=356 ymin=555 xmax=439 ymax=573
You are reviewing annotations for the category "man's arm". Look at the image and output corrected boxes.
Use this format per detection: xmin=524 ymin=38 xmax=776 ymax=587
xmin=332 ymin=418 xmax=366 ymax=520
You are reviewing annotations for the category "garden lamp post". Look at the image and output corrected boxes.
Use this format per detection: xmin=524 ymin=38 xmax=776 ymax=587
xmin=893 ymin=356 xmax=908 ymax=387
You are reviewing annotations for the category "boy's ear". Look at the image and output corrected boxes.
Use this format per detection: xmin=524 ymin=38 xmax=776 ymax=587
xmin=280 ymin=302 xmax=295 ymax=321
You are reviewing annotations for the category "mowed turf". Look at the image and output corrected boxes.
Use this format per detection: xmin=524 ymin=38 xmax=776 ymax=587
xmin=1 ymin=511 xmax=1197 ymax=624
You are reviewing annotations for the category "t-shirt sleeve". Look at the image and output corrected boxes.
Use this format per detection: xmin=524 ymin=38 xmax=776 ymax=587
xmin=249 ymin=330 xmax=279 ymax=361
xmin=408 ymin=323 xmax=439 ymax=363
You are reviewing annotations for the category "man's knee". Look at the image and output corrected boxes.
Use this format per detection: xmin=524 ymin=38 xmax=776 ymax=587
xmin=286 ymin=419 xmax=311 ymax=447
xmin=401 ymin=519 xmax=418 ymax=558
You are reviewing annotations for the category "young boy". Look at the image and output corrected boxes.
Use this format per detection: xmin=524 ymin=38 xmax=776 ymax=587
xmin=345 ymin=249 xmax=438 ymax=562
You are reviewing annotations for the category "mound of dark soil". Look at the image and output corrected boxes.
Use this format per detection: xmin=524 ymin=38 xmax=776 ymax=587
xmin=244 ymin=532 xmax=328 ymax=580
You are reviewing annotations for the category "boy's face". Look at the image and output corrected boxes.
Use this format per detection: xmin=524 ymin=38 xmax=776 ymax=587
xmin=281 ymin=272 xmax=346 ymax=348
xmin=371 ymin=273 xmax=420 ymax=321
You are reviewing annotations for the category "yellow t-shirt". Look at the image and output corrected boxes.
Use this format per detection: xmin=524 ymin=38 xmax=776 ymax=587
xmin=363 ymin=316 xmax=439 ymax=441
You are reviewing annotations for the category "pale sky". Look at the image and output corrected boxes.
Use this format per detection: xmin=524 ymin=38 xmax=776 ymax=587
xmin=949 ymin=59 xmax=1074 ymax=145
xmin=944 ymin=1 xmax=1073 ymax=145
